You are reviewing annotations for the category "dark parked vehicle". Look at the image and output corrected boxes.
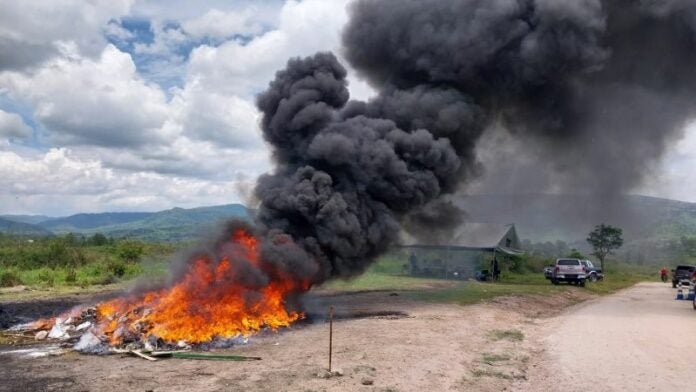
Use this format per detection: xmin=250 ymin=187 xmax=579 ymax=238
xmin=580 ymin=259 xmax=604 ymax=282
xmin=544 ymin=265 xmax=554 ymax=280
xmin=671 ymin=265 xmax=696 ymax=288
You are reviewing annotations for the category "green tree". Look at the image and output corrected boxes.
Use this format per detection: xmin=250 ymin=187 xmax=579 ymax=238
xmin=567 ymin=248 xmax=585 ymax=259
xmin=89 ymin=233 xmax=108 ymax=246
xmin=47 ymin=239 xmax=69 ymax=268
xmin=116 ymin=240 xmax=145 ymax=263
xmin=586 ymin=224 xmax=624 ymax=271
xmin=64 ymin=232 xmax=78 ymax=246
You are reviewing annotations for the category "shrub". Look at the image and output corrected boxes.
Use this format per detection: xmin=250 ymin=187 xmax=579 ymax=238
xmin=65 ymin=267 xmax=77 ymax=284
xmin=117 ymin=241 xmax=145 ymax=263
xmin=0 ymin=269 xmax=23 ymax=287
xmin=47 ymin=240 xmax=70 ymax=267
xmin=107 ymin=259 xmax=127 ymax=278
xmin=37 ymin=268 xmax=55 ymax=286
xmin=89 ymin=233 xmax=108 ymax=246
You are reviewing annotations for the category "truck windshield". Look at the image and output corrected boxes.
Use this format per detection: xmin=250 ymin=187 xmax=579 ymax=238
xmin=558 ymin=259 xmax=580 ymax=266
xmin=676 ymin=266 xmax=695 ymax=271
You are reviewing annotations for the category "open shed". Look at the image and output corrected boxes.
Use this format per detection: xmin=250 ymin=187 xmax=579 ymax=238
xmin=399 ymin=223 xmax=524 ymax=279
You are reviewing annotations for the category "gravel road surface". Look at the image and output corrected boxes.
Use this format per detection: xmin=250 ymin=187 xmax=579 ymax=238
xmin=520 ymin=282 xmax=696 ymax=391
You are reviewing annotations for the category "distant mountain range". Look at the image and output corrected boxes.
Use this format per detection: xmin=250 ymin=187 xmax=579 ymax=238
xmin=0 ymin=217 xmax=53 ymax=236
xmin=1 ymin=204 xmax=249 ymax=242
xmin=456 ymin=193 xmax=696 ymax=244
xmin=3 ymin=194 xmax=696 ymax=245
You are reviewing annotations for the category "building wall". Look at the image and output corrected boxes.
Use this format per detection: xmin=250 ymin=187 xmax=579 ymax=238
xmin=407 ymin=248 xmax=487 ymax=279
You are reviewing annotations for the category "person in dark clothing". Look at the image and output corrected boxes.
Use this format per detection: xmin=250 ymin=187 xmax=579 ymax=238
xmin=492 ymin=257 xmax=500 ymax=282
xmin=409 ymin=252 xmax=418 ymax=275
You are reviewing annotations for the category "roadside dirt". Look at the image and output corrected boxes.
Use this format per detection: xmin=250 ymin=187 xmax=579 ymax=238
xmin=0 ymin=286 xmax=591 ymax=392
xmin=516 ymin=282 xmax=696 ymax=392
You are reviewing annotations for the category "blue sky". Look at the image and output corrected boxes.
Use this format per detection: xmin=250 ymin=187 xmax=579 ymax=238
xmin=0 ymin=0 xmax=694 ymax=216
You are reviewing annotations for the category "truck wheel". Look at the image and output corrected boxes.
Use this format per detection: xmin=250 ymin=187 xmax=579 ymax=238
xmin=589 ymin=274 xmax=598 ymax=283
xmin=693 ymin=298 xmax=696 ymax=310
xmin=673 ymin=281 xmax=677 ymax=288
xmin=579 ymin=279 xmax=586 ymax=287
xmin=551 ymin=279 xmax=558 ymax=285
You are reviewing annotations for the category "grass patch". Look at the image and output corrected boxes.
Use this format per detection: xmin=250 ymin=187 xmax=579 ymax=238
xmin=413 ymin=265 xmax=652 ymax=306
xmin=482 ymin=353 xmax=511 ymax=363
xmin=412 ymin=280 xmax=560 ymax=305
xmin=324 ymin=272 xmax=447 ymax=291
xmin=471 ymin=369 xmax=513 ymax=380
xmin=584 ymin=268 xmax=653 ymax=294
xmin=323 ymin=254 xmax=448 ymax=291
xmin=489 ymin=329 xmax=524 ymax=342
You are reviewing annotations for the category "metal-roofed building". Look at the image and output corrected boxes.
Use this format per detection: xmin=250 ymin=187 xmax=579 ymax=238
xmin=399 ymin=223 xmax=523 ymax=279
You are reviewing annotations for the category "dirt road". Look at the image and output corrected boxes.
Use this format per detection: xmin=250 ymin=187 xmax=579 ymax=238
xmin=519 ymin=282 xmax=696 ymax=392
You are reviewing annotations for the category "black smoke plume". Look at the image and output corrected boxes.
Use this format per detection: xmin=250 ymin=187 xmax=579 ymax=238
xmin=254 ymin=0 xmax=696 ymax=284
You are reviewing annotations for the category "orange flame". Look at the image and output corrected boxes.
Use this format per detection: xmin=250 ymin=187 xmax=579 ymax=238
xmin=76 ymin=229 xmax=308 ymax=345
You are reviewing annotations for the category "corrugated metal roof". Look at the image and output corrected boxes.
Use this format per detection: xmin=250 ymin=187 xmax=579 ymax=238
xmin=399 ymin=223 xmax=523 ymax=254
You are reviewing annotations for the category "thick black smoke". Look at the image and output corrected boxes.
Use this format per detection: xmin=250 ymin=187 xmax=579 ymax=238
xmin=254 ymin=0 xmax=696 ymax=284
xmin=344 ymin=0 xmax=696 ymax=193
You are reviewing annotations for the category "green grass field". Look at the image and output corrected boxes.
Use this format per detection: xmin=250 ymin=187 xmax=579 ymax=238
xmin=0 ymin=234 xmax=655 ymax=307
xmin=329 ymin=259 xmax=654 ymax=306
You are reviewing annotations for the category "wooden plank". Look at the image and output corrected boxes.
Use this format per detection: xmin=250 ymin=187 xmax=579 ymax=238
xmin=131 ymin=350 xmax=158 ymax=361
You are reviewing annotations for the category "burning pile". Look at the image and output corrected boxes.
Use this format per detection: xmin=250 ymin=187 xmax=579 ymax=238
xmin=27 ymin=226 xmax=309 ymax=353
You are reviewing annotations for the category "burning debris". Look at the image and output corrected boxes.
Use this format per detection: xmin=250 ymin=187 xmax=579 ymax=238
xmin=20 ymin=224 xmax=308 ymax=354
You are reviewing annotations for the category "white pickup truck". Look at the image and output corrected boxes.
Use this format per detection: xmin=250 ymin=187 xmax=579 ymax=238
xmin=550 ymin=258 xmax=587 ymax=287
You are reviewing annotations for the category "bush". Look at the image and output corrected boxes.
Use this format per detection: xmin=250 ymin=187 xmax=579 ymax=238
xmin=89 ymin=233 xmax=108 ymax=246
xmin=65 ymin=267 xmax=77 ymax=284
xmin=37 ymin=268 xmax=55 ymax=286
xmin=47 ymin=240 xmax=70 ymax=268
xmin=0 ymin=269 xmax=23 ymax=287
xmin=117 ymin=241 xmax=145 ymax=263
xmin=107 ymin=259 xmax=127 ymax=278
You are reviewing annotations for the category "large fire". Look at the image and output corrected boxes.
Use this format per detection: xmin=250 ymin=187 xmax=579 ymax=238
xmin=35 ymin=229 xmax=310 ymax=348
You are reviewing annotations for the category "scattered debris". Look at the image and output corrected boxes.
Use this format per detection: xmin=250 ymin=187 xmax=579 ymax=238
xmin=34 ymin=331 xmax=48 ymax=341
xmin=0 ymin=345 xmax=65 ymax=359
xmin=47 ymin=324 xmax=69 ymax=340
xmin=74 ymin=331 xmax=102 ymax=352
xmin=361 ymin=378 xmax=374 ymax=385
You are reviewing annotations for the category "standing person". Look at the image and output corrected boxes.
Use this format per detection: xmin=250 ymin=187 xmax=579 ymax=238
xmin=492 ymin=257 xmax=500 ymax=282
xmin=409 ymin=252 xmax=418 ymax=275
xmin=660 ymin=267 xmax=668 ymax=283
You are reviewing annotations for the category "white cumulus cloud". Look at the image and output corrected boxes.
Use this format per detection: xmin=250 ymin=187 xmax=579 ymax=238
xmin=0 ymin=110 xmax=32 ymax=140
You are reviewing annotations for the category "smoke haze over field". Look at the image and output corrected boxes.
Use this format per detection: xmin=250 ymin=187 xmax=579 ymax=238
xmin=250 ymin=0 xmax=696 ymax=283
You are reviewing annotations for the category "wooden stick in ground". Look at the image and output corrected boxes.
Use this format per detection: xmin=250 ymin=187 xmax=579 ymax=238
xmin=328 ymin=305 xmax=334 ymax=373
